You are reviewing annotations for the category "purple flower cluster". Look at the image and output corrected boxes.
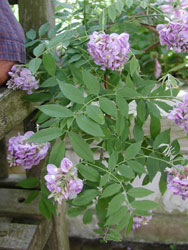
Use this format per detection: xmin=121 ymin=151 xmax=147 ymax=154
xmin=7 ymin=131 xmax=50 ymax=169
xmin=165 ymin=165 xmax=188 ymax=200
xmin=6 ymin=65 xmax=39 ymax=94
xmin=154 ymin=59 xmax=162 ymax=79
xmin=44 ymin=158 xmax=83 ymax=204
xmin=132 ymin=211 xmax=152 ymax=230
xmin=160 ymin=0 xmax=188 ymax=20
xmin=157 ymin=22 xmax=188 ymax=53
xmin=87 ymin=31 xmax=130 ymax=71
xmin=168 ymin=93 xmax=188 ymax=132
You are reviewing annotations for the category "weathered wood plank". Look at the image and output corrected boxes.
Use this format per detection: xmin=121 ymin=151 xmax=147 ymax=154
xmin=0 ymin=222 xmax=37 ymax=250
xmin=0 ymin=88 xmax=34 ymax=140
xmin=0 ymin=189 xmax=42 ymax=219
xmin=44 ymin=203 xmax=70 ymax=250
xmin=0 ymin=174 xmax=26 ymax=188
xmin=0 ymin=138 xmax=8 ymax=179
xmin=28 ymin=219 xmax=53 ymax=250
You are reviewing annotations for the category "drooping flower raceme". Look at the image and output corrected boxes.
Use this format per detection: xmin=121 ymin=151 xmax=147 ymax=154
xmin=165 ymin=165 xmax=188 ymax=200
xmin=132 ymin=211 xmax=152 ymax=230
xmin=168 ymin=93 xmax=188 ymax=132
xmin=44 ymin=158 xmax=83 ymax=204
xmin=7 ymin=131 xmax=50 ymax=169
xmin=87 ymin=31 xmax=130 ymax=71
xmin=157 ymin=21 xmax=188 ymax=53
xmin=6 ymin=65 xmax=39 ymax=94
xmin=159 ymin=0 xmax=188 ymax=20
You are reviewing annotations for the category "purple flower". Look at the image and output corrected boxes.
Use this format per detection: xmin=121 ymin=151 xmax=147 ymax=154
xmin=165 ymin=165 xmax=188 ymax=200
xmin=168 ymin=93 xmax=188 ymax=132
xmin=87 ymin=31 xmax=130 ymax=71
xmin=6 ymin=65 xmax=39 ymax=94
xmin=160 ymin=0 xmax=188 ymax=20
xmin=154 ymin=59 xmax=162 ymax=79
xmin=132 ymin=210 xmax=152 ymax=230
xmin=157 ymin=21 xmax=188 ymax=53
xmin=44 ymin=158 xmax=83 ymax=204
xmin=7 ymin=131 xmax=50 ymax=169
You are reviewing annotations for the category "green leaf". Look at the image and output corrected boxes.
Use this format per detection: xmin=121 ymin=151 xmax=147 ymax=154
xmin=28 ymin=58 xmax=42 ymax=74
xmin=49 ymin=141 xmax=65 ymax=166
xmin=27 ymin=127 xmax=62 ymax=143
xmin=133 ymin=123 xmax=144 ymax=142
xmin=26 ymin=29 xmax=36 ymax=40
xmin=128 ymin=160 xmax=146 ymax=174
xmin=140 ymin=0 xmax=148 ymax=9
xmin=150 ymin=115 xmax=161 ymax=139
xmin=106 ymin=206 xmax=128 ymax=226
xmin=38 ymin=104 xmax=73 ymax=118
xmin=82 ymin=70 xmax=100 ymax=95
xmin=116 ymin=0 xmax=124 ymax=14
xmin=101 ymin=183 xmax=121 ymax=198
xmin=69 ymin=132 xmax=94 ymax=162
xmin=137 ymin=100 xmax=146 ymax=123
xmin=153 ymin=129 xmax=170 ymax=149
xmin=117 ymin=87 xmax=140 ymax=98
xmin=127 ymin=187 xmax=153 ymax=198
xmin=58 ymin=80 xmax=84 ymax=104
xmin=130 ymin=56 xmax=138 ymax=76
xmin=17 ymin=177 xmax=39 ymax=189
xmin=99 ymin=97 xmax=117 ymax=118
xmin=125 ymin=142 xmax=142 ymax=160
xmin=125 ymin=216 xmax=133 ymax=235
xmin=25 ymin=190 xmax=40 ymax=204
xmin=73 ymin=189 xmax=98 ymax=206
xmin=68 ymin=54 xmax=81 ymax=63
xmin=83 ymin=209 xmax=92 ymax=224
xmin=118 ymin=164 xmax=135 ymax=179
xmin=131 ymin=200 xmax=159 ymax=211
xmin=78 ymin=164 xmax=100 ymax=182
xmin=41 ymin=77 xmax=58 ymax=88
xmin=116 ymin=95 xmax=128 ymax=118
xmin=33 ymin=43 xmax=46 ymax=57
xmin=86 ymin=105 xmax=105 ymax=125
xmin=99 ymin=173 xmax=110 ymax=187
xmin=147 ymin=102 xmax=161 ymax=119
xmin=116 ymin=112 xmax=125 ymax=136
xmin=117 ymin=213 xmax=131 ymax=231
xmin=133 ymin=209 xmax=152 ymax=217
xmin=108 ymin=4 xmax=116 ymax=22
xmin=126 ymin=0 xmax=133 ymax=7
xmin=38 ymin=22 xmax=50 ymax=37
xmin=43 ymin=53 xmax=56 ymax=76
xmin=76 ymin=115 xmax=104 ymax=137
xmin=39 ymin=198 xmax=51 ymax=219
xmin=146 ymin=152 xmax=159 ymax=180
xmin=107 ymin=193 xmax=125 ymax=216
xmin=108 ymin=151 xmax=118 ymax=171
xmin=67 ymin=207 xmax=86 ymax=217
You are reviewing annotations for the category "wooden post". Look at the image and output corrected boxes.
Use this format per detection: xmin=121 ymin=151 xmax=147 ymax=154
xmin=19 ymin=0 xmax=55 ymax=32
xmin=0 ymin=138 xmax=8 ymax=179
xmin=44 ymin=203 xmax=70 ymax=250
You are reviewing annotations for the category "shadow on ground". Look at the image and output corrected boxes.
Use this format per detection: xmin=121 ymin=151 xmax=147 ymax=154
xmin=70 ymin=237 xmax=188 ymax=250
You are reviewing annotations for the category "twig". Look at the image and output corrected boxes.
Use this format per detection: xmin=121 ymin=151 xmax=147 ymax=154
xmin=143 ymin=41 xmax=160 ymax=52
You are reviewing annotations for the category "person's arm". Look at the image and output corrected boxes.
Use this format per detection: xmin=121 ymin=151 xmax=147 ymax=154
xmin=0 ymin=60 xmax=15 ymax=85
xmin=0 ymin=0 xmax=26 ymax=86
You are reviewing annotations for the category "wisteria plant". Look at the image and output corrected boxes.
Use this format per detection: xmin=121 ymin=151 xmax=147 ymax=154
xmin=8 ymin=0 xmax=188 ymax=242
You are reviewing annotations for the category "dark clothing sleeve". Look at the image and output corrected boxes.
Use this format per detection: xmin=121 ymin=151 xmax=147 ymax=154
xmin=0 ymin=0 xmax=26 ymax=64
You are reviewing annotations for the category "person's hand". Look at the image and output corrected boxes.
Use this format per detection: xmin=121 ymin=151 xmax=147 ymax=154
xmin=0 ymin=60 xmax=15 ymax=85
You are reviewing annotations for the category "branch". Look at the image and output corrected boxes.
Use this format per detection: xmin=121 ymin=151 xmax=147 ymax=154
xmin=143 ymin=41 xmax=160 ymax=52
xmin=140 ymin=23 xmax=159 ymax=35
